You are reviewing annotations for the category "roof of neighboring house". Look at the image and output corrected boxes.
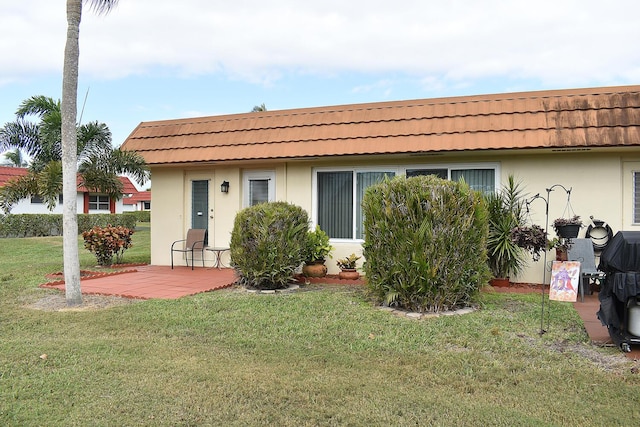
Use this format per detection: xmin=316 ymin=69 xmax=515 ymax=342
xmin=0 ymin=166 xmax=28 ymax=187
xmin=121 ymin=85 xmax=640 ymax=166
xmin=123 ymin=191 xmax=151 ymax=205
xmin=0 ymin=166 xmax=138 ymax=195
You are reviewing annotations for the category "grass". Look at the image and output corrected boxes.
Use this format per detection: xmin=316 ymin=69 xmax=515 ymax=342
xmin=1 ymin=229 xmax=640 ymax=425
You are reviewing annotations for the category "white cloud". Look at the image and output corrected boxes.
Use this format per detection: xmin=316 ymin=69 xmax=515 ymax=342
xmin=1 ymin=0 xmax=639 ymax=89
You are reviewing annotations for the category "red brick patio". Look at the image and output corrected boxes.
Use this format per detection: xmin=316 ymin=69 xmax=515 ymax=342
xmin=41 ymin=265 xmax=237 ymax=299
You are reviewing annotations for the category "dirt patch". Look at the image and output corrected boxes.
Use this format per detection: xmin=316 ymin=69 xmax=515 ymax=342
xmin=518 ymin=334 xmax=639 ymax=374
xmin=26 ymin=293 xmax=142 ymax=312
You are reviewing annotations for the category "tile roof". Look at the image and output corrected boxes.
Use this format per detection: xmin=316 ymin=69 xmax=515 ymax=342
xmin=123 ymin=191 xmax=151 ymax=205
xmin=121 ymin=85 xmax=640 ymax=165
xmin=0 ymin=166 xmax=138 ymax=194
xmin=0 ymin=166 xmax=28 ymax=187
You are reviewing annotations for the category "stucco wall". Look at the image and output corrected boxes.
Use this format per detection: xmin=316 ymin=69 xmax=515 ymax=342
xmin=150 ymin=150 xmax=640 ymax=282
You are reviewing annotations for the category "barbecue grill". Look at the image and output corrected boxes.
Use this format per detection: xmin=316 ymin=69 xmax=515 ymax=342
xmin=597 ymin=231 xmax=640 ymax=352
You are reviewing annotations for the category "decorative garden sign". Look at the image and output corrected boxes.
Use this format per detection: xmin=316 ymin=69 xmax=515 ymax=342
xmin=549 ymin=261 xmax=580 ymax=302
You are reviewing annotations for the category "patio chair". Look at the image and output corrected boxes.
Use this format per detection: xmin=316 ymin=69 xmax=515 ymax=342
xmin=567 ymin=238 xmax=605 ymax=302
xmin=171 ymin=229 xmax=207 ymax=270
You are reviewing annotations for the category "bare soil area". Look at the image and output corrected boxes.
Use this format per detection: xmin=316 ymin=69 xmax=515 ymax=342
xmin=26 ymin=293 xmax=142 ymax=312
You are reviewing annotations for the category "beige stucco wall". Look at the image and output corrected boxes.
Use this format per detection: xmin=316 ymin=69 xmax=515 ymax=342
xmin=151 ymin=149 xmax=640 ymax=283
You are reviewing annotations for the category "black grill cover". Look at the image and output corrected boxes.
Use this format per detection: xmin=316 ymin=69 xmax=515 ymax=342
xmin=597 ymin=231 xmax=640 ymax=338
xmin=598 ymin=231 xmax=640 ymax=273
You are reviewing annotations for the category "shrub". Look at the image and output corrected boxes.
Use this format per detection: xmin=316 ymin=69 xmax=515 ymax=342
xmin=303 ymin=225 xmax=333 ymax=264
xmin=124 ymin=210 xmax=150 ymax=223
xmin=78 ymin=213 xmax=137 ymax=233
xmin=82 ymin=225 xmax=135 ymax=266
xmin=362 ymin=175 xmax=490 ymax=312
xmin=230 ymin=202 xmax=309 ymax=290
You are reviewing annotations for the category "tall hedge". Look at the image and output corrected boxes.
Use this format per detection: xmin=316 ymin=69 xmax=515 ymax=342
xmin=230 ymin=202 xmax=309 ymax=290
xmin=362 ymin=175 xmax=490 ymax=312
xmin=0 ymin=213 xmax=137 ymax=238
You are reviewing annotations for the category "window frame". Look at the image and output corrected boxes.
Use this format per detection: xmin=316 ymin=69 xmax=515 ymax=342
xmin=243 ymin=170 xmax=276 ymax=208
xmin=89 ymin=194 xmax=111 ymax=211
xmin=633 ymin=171 xmax=640 ymax=224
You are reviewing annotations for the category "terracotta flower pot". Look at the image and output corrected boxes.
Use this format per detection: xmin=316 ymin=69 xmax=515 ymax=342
xmin=302 ymin=262 xmax=327 ymax=278
xmin=338 ymin=269 xmax=360 ymax=280
xmin=489 ymin=277 xmax=510 ymax=288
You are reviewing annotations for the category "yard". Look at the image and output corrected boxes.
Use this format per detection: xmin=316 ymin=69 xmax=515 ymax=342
xmin=1 ymin=228 xmax=639 ymax=426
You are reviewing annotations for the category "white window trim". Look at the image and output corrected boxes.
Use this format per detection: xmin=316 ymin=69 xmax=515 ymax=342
xmin=312 ymin=162 xmax=500 ymax=242
xmin=243 ymin=170 xmax=276 ymax=208
xmin=633 ymin=170 xmax=640 ymax=225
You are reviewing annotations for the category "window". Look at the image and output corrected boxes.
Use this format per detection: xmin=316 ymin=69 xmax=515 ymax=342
xmin=406 ymin=167 xmax=495 ymax=193
xmin=30 ymin=194 xmax=63 ymax=204
xmin=315 ymin=163 xmax=497 ymax=240
xmin=243 ymin=171 xmax=275 ymax=207
xmin=316 ymin=169 xmax=395 ymax=240
xmin=89 ymin=195 xmax=110 ymax=211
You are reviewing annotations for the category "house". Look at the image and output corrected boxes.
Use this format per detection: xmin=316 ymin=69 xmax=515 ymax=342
xmin=122 ymin=190 xmax=151 ymax=212
xmin=0 ymin=166 xmax=139 ymax=214
xmin=120 ymin=85 xmax=640 ymax=283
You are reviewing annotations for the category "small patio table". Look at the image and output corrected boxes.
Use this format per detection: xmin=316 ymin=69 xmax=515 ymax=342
xmin=205 ymin=247 xmax=230 ymax=269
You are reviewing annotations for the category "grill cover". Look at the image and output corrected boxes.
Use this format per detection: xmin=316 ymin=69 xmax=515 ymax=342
xmin=598 ymin=231 xmax=640 ymax=273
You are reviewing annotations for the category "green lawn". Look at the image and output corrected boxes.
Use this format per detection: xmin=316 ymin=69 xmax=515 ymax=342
xmin=1 ymin=229 xmax=639 ymax=426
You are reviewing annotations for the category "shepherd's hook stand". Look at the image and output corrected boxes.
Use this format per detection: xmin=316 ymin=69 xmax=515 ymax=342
xmin=526 ymin=184 xmax=572 ymax=335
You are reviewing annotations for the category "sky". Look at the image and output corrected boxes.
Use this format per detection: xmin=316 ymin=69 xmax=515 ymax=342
xmin=1 ymin=0 xmax=640 ymax=153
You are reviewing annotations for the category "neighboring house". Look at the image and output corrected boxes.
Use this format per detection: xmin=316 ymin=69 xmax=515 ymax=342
xmin=121 ymin=85 xmax=640 ymax=283
xmin=0 ymin=166 xmax=139 ymax=214
xmin=122 ymin=190 xmax=151 ymax=212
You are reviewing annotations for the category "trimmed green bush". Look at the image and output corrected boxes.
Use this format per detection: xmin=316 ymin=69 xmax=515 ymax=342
xmin=230 ymin=202 xmax=309 ymax=290
xmin=362 ymin=175 xmax=490 ymax=312
xmin=123 ymin=210 xmax=150 ymax=223
xmin=0 ymin=213 xmax=137 ymax=238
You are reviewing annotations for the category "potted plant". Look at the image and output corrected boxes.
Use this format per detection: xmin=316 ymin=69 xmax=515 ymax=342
xmin=510 ymin=224 xmax=548 ymax=262
xmin=553 ymin=215 xmax=582 ymax=239
xmin=336 ymin=253 xmax=361 ymax=280
xmin=547 ymin=237 xmax=569 ymax=261
xmin=485 ymin=176 xmax=528 ymax=287
xmin=302 ymin=225 xmax=333 ymax=277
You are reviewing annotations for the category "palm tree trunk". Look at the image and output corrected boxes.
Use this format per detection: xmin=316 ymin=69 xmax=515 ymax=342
xmin=61 ymin=0 xmax=82 ymax=306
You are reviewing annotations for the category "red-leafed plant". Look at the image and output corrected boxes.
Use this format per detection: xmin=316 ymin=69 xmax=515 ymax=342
xmin=82 ymin=225 xmax=134 ymax=266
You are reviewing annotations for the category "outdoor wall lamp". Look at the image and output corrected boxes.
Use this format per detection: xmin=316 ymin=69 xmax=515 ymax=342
xmin=220 ymin=181 xmax=230 ymax=193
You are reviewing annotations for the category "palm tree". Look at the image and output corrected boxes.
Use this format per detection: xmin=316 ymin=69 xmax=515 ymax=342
xmin=0 ymin=95 xmax=148 ymax=211
xmin=57 ymin=0 xmax=120 ymax=305
xmin=1 ymin=148 xmax=28 ymax=167
xmin=251 ymin=103 xmax=267 ymax=112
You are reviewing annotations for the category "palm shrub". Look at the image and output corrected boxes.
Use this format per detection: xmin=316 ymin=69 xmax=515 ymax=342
xmin=484 ymin=176 xmax=528 ymax=279
xmin=230 ymin=201 xmax=309 ymax=290
xmin=362 ymin=175 xmax=490 ymax=312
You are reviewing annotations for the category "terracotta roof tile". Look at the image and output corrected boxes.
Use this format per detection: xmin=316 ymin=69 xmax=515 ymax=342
xmin=0 ymin=166 xmax=138 ymax=194
xmin=121 ymin=86 xmax=640 ymax=165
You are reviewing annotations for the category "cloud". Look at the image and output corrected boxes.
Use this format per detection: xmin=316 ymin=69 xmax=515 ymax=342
xmin=1 ymin=0 xmax=639 ymax=89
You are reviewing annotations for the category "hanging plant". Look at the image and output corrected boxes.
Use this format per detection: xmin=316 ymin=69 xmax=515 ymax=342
xmin=553 ymin=215 xmax=582 ymax=239
xmin=510 ymin=224 xmax=548 ymax=261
